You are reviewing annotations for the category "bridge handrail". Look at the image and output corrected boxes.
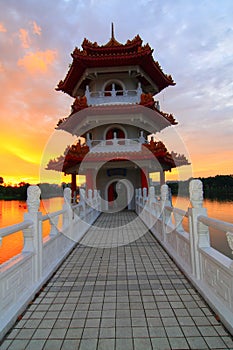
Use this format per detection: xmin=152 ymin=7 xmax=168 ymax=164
xmin=136 ymin=181 xmax=233 ymax=334
xmin=0 ymin=220 xmax=33 ymax=239
xmin=198 ymin=215 xmax=233 ymax=233
xmin=41 ymin=209 xmax=66 ymax=222
xmin=0 ymin=186 xmax=101 ymax=340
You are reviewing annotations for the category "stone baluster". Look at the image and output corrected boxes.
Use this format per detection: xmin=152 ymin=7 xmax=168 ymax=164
xmin=148 ymin=186 xmax=155 ymax=228
xmin=143 ymin=187 xmax=147 ymax=200
xmin=85 ymin=85 xmax=90 ymax=104
xmin=139 ymin=131 xmax=146 ymax=144
xmin=188 ymin=179 xmax=210 ymax=279
xmin=86 ymin=133 xmax=92 ymax=148
xmin=113 ymin=132 xmax=118 ymax=146
xmin=137 ymin=82 xmax=142 ymax=97
xmin=160 ymin=184 xmax=171 ymax=242
xmin=23 ymin=185 xmax=42 ymax=281
xmin=111 ymin=83 xmax=116 ymax=97
xmin=62 ymin=187 xmax=73 ymax=239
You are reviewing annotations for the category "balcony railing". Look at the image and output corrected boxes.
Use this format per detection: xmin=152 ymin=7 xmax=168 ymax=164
xmin=85 ymin=83 xmax=142 ymax=106
xmin=87 ymin=132 xmax=146 ymax=153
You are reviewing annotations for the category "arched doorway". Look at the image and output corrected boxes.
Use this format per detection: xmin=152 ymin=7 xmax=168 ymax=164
xmin=104 ymin=82 xmax=123 ymax=96
xmin=106 ymin=179 xmax=134 ymax=211
xmin=106 ymin=127 xmax=125 ymax=140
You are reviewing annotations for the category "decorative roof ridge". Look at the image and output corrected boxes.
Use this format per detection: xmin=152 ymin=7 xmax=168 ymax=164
xmin=80 ymin=33 xmax=145 ymax=54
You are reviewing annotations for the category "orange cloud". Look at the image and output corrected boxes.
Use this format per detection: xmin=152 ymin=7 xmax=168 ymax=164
xmin=0 ymin=22 xmax=6 ymax=32
xmin=32 ymin=21 xmax=41 ymax=35
xmin=19 ymin=28 xmax=31 ymax=48
xmin=17 ymin=50 xmax=57 ymax=74
xmin=0 ymin=62 xmax=4 ymax=72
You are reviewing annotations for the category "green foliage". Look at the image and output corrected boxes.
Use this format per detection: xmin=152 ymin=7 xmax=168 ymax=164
xmin=168 ymin=175 xmax=233 ymax=200
xmin=0 ymin=183 xmax=64 ymax=200
xmin=0 ymin=183 xmax=29 ymax=200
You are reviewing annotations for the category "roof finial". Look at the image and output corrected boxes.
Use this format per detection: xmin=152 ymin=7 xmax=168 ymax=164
xmin=111 ymin=22 xmax=115 ymax=40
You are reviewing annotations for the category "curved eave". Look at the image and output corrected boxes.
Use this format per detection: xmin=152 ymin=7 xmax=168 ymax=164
xmin=56 ymin=50 xmax=175 ymax=97
xmin=56 ymin=104 xmax=177 ymax=137
xmin=47 ymin=150 xmax=189 ymax=174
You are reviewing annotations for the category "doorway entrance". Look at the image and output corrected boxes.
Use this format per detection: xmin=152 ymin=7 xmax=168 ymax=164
xmin=107 ymin=179 xmax=134 ymax=211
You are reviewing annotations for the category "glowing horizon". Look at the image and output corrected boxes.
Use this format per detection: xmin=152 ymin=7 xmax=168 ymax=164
xmin=0 ymin=1 xmax=232 ymax=187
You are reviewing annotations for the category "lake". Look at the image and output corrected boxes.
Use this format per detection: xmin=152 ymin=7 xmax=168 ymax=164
xmin=0 ymin=196 xmax=233 ymax=264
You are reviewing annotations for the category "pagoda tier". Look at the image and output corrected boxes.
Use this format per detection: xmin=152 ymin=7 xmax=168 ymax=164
xmin=46 ymin=138 xmax=189 ymax=174
xmin=56 ymin=104 xmax=177 ymax=137
xmin=56 ymin=33 xmax=175 ymax=97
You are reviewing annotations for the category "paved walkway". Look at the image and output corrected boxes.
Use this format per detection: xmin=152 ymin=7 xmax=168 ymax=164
xmin=1 ymin=211 xmax=233 ymax=350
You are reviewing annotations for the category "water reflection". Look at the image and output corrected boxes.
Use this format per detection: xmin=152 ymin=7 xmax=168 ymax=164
xmin=0 ymin=196 xmax=233 ymax=264
xmin=0 ymin=198 xmax=64 ymax=264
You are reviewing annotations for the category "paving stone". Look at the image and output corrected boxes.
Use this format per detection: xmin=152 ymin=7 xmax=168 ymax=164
xmin=1 ymin=211 xmax=232 ymax=350
xmin=115 ymin=338 xmax=133 ymax=350
xmin=25 ymin=339 xmax=46 ymax=350
xmin=151 ymin=337 xmax=171 ymax=350
xmin=168 ymin=337 xmax=189 ymax=349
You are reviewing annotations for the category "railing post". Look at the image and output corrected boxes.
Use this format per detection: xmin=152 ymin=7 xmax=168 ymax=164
xmin=63 ymin=188 xmax=73 ymax=240
xmin=188 ymin=179 xmax=210 ymax=279
xmin=148 ymin=186 xmax=155 ymax=228
xmin=160 ymin=184 xmax=171 ymax=242
xmin=135 ymin=188 xmax=139 ymax=214
xmin=23 ymin=185 xmax=42 ymax=282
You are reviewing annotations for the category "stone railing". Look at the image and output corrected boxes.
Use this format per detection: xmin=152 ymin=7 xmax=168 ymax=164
xmin=86 ymin=131 xmax=147 ymax=153
xmin=135 ymin=180 xmax=233 ymax=334
xmin=85 ymin=83 xmax=142 ymax=106
xmin=0 ymin=186 xmax=101 ymax=340
xmin=89 ymin=138 xmax=142 ymax=153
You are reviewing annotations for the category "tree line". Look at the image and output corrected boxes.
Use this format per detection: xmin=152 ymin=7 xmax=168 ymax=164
xmin=0 ymin=180 xmax=67 ymax=200
xmin=168 ymin=175 xmax=233 ymax=200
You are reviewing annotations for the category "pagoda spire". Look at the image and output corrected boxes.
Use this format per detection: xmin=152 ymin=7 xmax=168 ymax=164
xmin=111 ymin=22 xmax=115 ymax=40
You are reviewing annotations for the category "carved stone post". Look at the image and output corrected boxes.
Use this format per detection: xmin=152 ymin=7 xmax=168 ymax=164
xmin=23 ymin=185 xmax=42 ymax=282
xmin=188 ymin=179 xmax=210 ymax=279
xmin=148 ymin=186 xmax=155 ymax=228
xmin=63 ymin=187 xmax=73 ymax=240
xmin=160 ymin=184 xmax=171 ymax=242
xmin=135 ymin=189 xmax=139 ymax=214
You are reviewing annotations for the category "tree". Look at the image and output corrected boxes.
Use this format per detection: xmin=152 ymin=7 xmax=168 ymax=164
xmin=0 ymin=177 xmax=4 ymax=185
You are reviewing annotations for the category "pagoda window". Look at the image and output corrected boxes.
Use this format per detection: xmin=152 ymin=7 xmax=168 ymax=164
xmin=104 ymin=82 xmax=123 ymax=96
xmin=106 ymin=127 xmax=125 ymax=140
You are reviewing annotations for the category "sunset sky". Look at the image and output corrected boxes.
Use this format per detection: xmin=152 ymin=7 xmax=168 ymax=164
xmin=0 ymin=0 xmax=233 ymax=185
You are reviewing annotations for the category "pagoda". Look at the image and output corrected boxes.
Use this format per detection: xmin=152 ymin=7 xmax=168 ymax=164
xmin=47 ymin=25 xmax=189 ymax=210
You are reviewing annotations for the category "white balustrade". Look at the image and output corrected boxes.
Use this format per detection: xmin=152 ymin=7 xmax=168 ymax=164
xmin=89 ymin=137 xmax=142 ymax=153
xmin=0 ymin=185 xmax=100 ymax=340
xmin=85 ymin=83 xmax=142 ymax=106
xmin=1 ymin=178 xmax=233 ymax=337
xmin=135 ymin=179 xmax=233 ymax=334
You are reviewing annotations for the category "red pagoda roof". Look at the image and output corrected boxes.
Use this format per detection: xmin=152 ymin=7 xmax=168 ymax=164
xmin=56 ymin=31 xmax=175 ymax=97
xmin=46 ymin=139 xmax=189 ymax=174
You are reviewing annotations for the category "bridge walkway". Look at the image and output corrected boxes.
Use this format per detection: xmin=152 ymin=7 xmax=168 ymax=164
xmin=1 ymin=211 xmax=233 ymax=350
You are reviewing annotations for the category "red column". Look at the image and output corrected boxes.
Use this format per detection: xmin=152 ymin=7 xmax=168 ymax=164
xmin=160 ymin=170 xmax=165 ymax=185
xmin=86 ymin=169 xmax=93 ymax=191
xmin=141 ymin=168 xmax=148 ymax=192
xmin=71 ymin=173 xmax=76 ymax=202
xmin=108 ymin=183 xmax=114 ymax=203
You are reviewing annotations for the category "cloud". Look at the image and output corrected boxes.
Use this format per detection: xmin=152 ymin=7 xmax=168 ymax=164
xmin=19 ymin=28 xmax=31 ymax=48
xmin=32 ymin=21 xmax=41 ymax=35
xmin=0 ymin=0 xmax=233 ymax=184
xmin=0 ymin=22 xmax=6 ymax=32
xmin=17 ymin=49 xmax=57 ymax=74
xmin=0 ymin=61 xmax=4 ymax=72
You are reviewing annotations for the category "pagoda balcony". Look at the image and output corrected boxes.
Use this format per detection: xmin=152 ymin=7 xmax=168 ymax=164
xmin=87 ymin=136 xmax=142 ymax=153
xmin=85 ymin=83 xmax=143 ymax=106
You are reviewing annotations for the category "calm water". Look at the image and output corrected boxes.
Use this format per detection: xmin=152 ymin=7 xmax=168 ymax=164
xmin=0 ymin=197 xmax=64 ymax=264
xmin=0 ymin=197 xmax=233 ymax=264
